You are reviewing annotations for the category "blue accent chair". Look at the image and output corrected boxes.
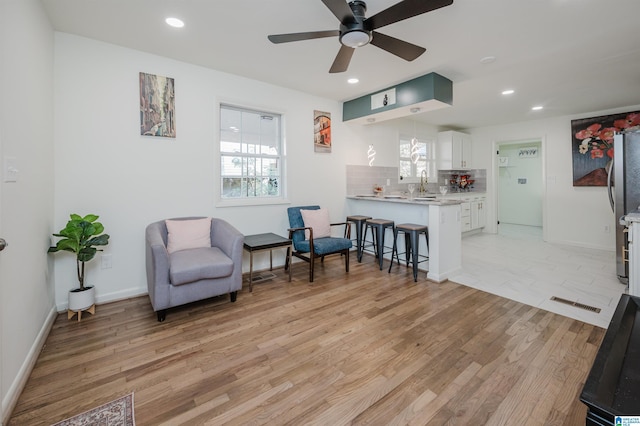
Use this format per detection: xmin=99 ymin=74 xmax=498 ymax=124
xmin=286 ymin=206 xmax=352 ymax=282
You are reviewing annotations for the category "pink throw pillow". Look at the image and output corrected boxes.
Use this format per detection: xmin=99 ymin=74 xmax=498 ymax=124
xmin=165 ymin=218 xmax=212 ymax=254
xmin=300 ymin=208 xmax=331 ymax=240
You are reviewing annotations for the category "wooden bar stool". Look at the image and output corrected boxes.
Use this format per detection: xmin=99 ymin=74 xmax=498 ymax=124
xmin=388 ymin=223 xmax=429 ymax=282
xmin=363 ymin=218 xmax=395 ymax=270
xmin=346 ymin=215 xmax=372 ymax=262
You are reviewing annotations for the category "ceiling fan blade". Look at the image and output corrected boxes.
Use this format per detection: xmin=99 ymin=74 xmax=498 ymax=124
xmin=329 ymin=45 xmax=355 ymax=73
xmin=366 ymin=0 xmax=453 ymax=30
xmin=370 ymin=31 xmax=426 ymax=61
xmin=321 ymin=0 xmax=356 ymax=23
xmin=268 ymin=30 xmax=339 ymax=44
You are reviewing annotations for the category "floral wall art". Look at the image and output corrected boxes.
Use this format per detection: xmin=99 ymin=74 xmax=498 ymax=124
xmin=139 ymin=72 xmax=176 ymax=138
xmin=571 ymin=111 xmax=640 ymax=186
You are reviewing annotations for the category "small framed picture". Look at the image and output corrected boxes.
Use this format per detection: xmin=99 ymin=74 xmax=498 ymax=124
xmin=139 ymin=72 xmax=176 ymax=138
xmin=313 ymin=110 xmax=331 ymax=153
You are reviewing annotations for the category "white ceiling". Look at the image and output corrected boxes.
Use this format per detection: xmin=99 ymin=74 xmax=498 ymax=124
xmin=41 ymin=0 xmax=640 ymax=129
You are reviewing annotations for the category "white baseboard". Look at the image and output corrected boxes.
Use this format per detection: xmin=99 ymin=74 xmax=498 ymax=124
xmin=55 ymin=286 xmax=148 ymax=312
xmin=2 ymin=306 xmax=57 ymax=425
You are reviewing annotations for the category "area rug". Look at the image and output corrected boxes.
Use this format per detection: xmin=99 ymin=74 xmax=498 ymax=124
xmin=52 ymin=393 xmax=135 ymax=426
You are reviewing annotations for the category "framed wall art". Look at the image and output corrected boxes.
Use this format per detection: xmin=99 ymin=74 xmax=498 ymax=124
xmin=139 ymin=72 xmax=176 ymax=138
xmin=571 ymin=110 xmax=640 ymax=186
xmin=314 ymin=110 xmax=331 ymax=153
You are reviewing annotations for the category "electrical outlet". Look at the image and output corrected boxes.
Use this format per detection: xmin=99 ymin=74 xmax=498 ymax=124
xmin=604 ymin=225 xmax=611 ymax=234
xmin=101 ymin=254 xmax=112 ymax=269
xmin=386 ymin=178 xmax=391 ymax=186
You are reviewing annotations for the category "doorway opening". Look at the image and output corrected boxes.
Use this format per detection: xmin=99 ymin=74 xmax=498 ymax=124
xmin=495 ymin=139 xmax=545 ymax=239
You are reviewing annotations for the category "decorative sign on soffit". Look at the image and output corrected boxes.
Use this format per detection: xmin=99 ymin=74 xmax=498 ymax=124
xmin=342 ymin=72 xmax=452 ymax=125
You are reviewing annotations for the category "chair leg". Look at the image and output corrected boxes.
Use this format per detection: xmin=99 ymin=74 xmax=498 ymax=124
xmin=157 ymin=310 xmax=166 ymax=322
xmin=230 ymin=291 xmax=238 ymax=302
xmin=377 ymin=225 xmax=385 ymax=270
xmin=388 ymin=227 xmax=399 ymax=273
xmin=404 ymin=233 xmax=411 ymax=266
xmin=345 ymin=249 xmax=350 ymax=272
xmin=310 ymin=257 xmax=315 ymax=282
xmin=410 ymin=231 xmax=420 ymax=282
xmin=284 ymin=248 xmax=291 ymax=270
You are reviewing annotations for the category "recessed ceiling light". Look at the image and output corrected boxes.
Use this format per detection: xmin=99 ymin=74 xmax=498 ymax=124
xmin=502 ymin=89 xmax=515 ymax=95
xmin=347 ymin=78 xmax=359 ymax=84
xmin=532 ymin=105 xmax=543 ymax=111
xmin=480 ymin=56 xmax=496 ymax=64
xmin=165 ymin=17 xmax=184 ymax=28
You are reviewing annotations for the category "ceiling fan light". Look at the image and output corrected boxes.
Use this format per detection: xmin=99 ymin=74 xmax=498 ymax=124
xmin=340 ymin=30 xmax=371 ymax=48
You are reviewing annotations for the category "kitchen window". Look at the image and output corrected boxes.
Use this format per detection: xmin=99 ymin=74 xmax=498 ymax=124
xmin=219 ymin=104 xmax=285 ymax=202
xmin=398 ymin=135 xmax=436 ymax=183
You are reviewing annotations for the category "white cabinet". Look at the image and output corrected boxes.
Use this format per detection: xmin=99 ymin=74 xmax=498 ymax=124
xmin=471 ymin=199 xmax=486 ymax=229
xmin=438 ymin=131 xmax=472 ymax=169
xmin=460 ymin=202 xmax=472 ymax=232
xmin=459 ymin=196 xmax=486 ymax=234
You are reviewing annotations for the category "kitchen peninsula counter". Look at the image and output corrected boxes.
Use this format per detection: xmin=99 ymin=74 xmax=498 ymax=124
xmin=346 ymin=195 xmax=462 ymax=282
xmin=346 ymin=194 xmax=462 ymax=205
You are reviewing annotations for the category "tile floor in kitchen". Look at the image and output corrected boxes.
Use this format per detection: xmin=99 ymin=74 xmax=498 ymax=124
xmin=448 ymin=223 xmax=626 ymax=329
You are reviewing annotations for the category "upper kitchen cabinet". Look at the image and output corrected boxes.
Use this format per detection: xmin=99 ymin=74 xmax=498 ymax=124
xmin=438 ymin=131 xmax=472 ymax=169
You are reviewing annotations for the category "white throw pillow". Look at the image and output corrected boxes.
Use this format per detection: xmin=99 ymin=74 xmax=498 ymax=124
xmin=165 ymin=218 xmax=212 ymax=254
xmin=300 ymin=208 xmax=331 ymax=240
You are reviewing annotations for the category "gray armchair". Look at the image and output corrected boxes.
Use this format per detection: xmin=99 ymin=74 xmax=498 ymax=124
xmin=145 ymin=217 xmax=244 ymax=322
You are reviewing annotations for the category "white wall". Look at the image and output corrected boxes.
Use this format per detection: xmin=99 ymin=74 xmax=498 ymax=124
xmin=0 ymin=0 xmax=56 ymax=421
xmin=468 ymin=106 xmax=640 ymax=250
xmin=53 ymin=33 xmax=371 ymax=310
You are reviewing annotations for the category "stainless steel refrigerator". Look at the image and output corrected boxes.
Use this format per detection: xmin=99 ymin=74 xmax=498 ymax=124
xmin=610 ymin=130 xmax=640 ymax=283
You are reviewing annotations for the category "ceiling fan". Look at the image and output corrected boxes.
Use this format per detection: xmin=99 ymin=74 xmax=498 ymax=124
xmin=267 ymin=0 xmax=454 ymax=73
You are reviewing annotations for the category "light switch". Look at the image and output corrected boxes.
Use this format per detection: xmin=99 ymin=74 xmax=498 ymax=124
xmin=4 ymin=156 xmax=18 ymax=182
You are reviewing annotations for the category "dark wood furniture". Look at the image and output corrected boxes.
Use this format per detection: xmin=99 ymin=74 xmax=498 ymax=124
xmin=286 ymin=206 xmax=352 ymax=282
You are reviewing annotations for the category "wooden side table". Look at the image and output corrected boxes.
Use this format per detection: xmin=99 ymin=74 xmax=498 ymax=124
xmin=243 ymin=233 xmax=292 ymax=291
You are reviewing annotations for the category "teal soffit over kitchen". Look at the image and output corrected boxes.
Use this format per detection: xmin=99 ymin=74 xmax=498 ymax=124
xmin=342 ymin=72 xmax=453 ymax=124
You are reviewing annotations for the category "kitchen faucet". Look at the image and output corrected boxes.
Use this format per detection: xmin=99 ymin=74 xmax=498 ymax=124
xmin=419 ymin=170 xmax=427 ymax=193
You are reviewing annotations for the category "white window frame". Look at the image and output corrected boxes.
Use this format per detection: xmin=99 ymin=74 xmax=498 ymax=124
xmin=216 ymin=103 xmax=288 ymax=207
xmin=398 ymin=134 xmax=437 ymax=183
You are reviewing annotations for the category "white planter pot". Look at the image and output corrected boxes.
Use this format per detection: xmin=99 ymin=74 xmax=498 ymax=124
xmin=68 ymin=286 xmax=95 ymax=312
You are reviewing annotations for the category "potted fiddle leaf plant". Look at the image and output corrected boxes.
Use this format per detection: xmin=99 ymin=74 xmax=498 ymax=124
xmin=48 ymin=214 xmax=110 ymax=314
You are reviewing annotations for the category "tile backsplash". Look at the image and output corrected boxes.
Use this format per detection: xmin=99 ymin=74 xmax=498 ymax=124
xmin=346 ymin=165 xmax=487 ymax=195
xmin=346 ymin=165 xmax=438 ymax=195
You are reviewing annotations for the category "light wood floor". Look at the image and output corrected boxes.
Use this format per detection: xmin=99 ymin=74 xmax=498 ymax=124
xmin=9 ymin=255 xmax=605 ymax=425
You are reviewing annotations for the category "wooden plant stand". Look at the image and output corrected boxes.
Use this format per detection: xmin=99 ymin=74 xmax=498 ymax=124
xmin=67 ymin=304 xmax=95 ymax=322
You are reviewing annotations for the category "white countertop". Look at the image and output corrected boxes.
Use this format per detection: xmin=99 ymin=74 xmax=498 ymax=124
xmin=624 ymin=212 xmax=640 ymax=223
xmin=346 ymin=195 xmax=462 ymax=206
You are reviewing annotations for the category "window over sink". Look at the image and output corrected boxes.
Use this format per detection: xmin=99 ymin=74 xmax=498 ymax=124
xmin=398 ymin=134 xmax=436 ymax=184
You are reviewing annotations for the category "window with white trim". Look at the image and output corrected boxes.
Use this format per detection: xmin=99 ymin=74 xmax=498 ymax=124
xmin=219 ymin=104 xmax=284 ymax=200
xmin=398 ymin=135 xmax=437 ymax=183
